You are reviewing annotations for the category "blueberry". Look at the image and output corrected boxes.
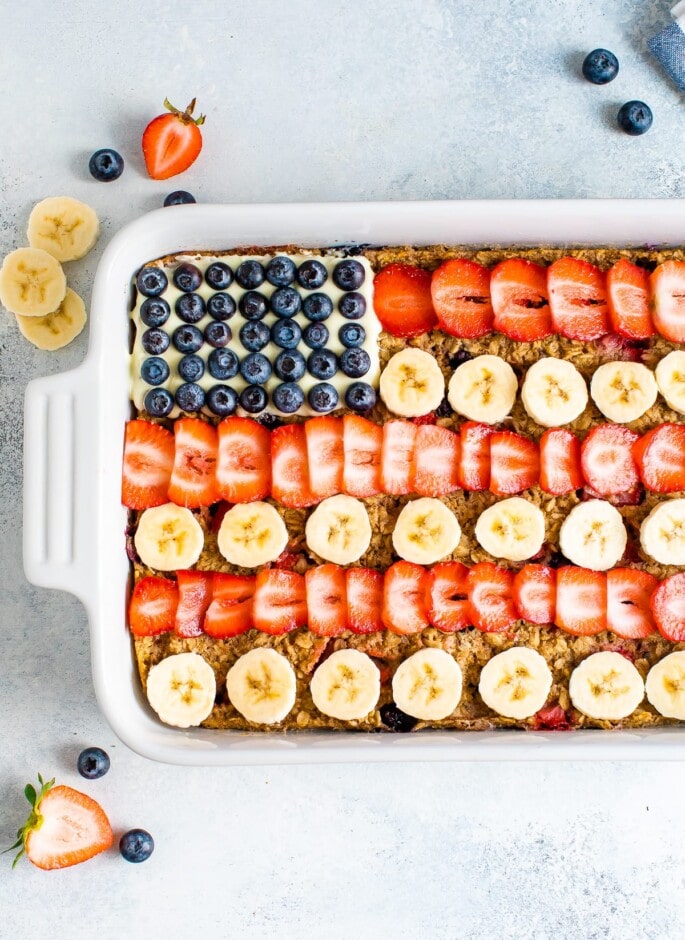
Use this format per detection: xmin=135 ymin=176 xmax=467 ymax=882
xmin=258 ymin=413 xmax=284 ymax=430
xmin=235 ymin=259 xmax=265 ymax=289
xmin=271 ymin=286 xmax=301 ymax=318
xmin=205 ymin=262 xmax=233 ymax=290
xmin=307 ymin=349 xmax=337 ymax=381
xmin=173 ymin=262 xmax=203 ymax=292
xmin=302 ymin=292 xmax=333 ymax=321
xmin=206 ymin=385 xmax=238 ymax=417
xmin=239 ymin=291 xmax=269 ymax=321
xmin=176 ymin=383 xmax=205 ymax=411
xmin=140 ymin=357 xmax=170 ymax=386
xmin=240 ymin=385 xmax=268 ymax=414
xmin=163 ymin=190 xmax=196 ymax=206
xmin=144 ymin=387 xmax=174 ymax=417
xmin=333 ymin=259 xmax=365 ymax=291
xmin=240 ymin=352 xmax=272 ymax=385
xmin=271 ymin=318 xmax=302 ymax=349
xmin=345 ymin=382 xmax=377 ymax=412
xmin=339 ymin=292 xmax=366 ymax=320
xmin=297 ymin=259 xmax=327 ymax=290
xmin=340 ymin=348 xmax=371 ymax=378
xmin=339 ymin=323 xmax=365 ymax=348
xmin=273 ymin=382 xmax=305 ymax=413
xmin=136 ymin=267 xmax=168 ymax=298
xmin=207 ymin=292 xmax=236 ymax=321
xmin=582 ymin=48 xmax=619 ymax=85
xmin=617 ymin=100 xmax=653 ymax=136
xmin=119 ymin=829 xmax=154 ymax=864
xmin=436 ymin=396 xmax=453 ymax=418
xmin=208 ymin=347 xmax=239 ymax=380
xmin=309 ymin=383 xmax=339 ymax=412
xmin=240 ymin=320 xmax=270 ymax=352
xmin=275 ymin=349 xmax=306 ymax=382
xmin=77 ymin=746 xmax=110 ymax=779
xmin=204 ymin=321 xmax=231 ymax=348
xmin=266 ymin=256 xmax=296 ymax=286
xmin=380 ymin=702 xmax=418 ymax=733
xmin=140 ymin=296 xmax=171 ymax=328
xmin=173 ymin=324 xmax=203 ymax=353
xmin=88 ymin=148 xmax=124 ymax=182
xmin=178 ymin=354 xmax=205 ymax=382
xmin=175 ymin=293 xmax=206 ymax=324
xmin=449 ymin=348 xmax=473 ymax=368
xmin=302 ymin=322 xmax=329 ymax=349
xmin=142 ymin=328 xmax=170 ymax=356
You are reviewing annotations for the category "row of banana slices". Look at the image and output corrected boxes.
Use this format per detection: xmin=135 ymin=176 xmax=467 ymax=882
xmin=145 ymin=645 xmax=685 ymax=728
xmin=380 ymin=348 xmax=685 ymax=425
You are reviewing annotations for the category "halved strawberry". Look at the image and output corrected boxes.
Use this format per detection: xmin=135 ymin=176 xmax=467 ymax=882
xmin=380 ymin=420 xmax=417 ymax=495
xmin=651 ymin=572 xmax=685 ymax=641
xmin=167 ymin=417 xmax=218 ymax=508
xmin=539 ymin=428 xmax=583 ymax=495
xmin=346 ymin=567 xmax=384 ymax=634
xmin=489 ymin=431 xmax=539 ymax=495
xmin=175 ymin=569 xmax=213 ymax=637
xmin=410 ymin=424 xmax=460 ymax=497
xmin=203 ymin=572 xmax=255 ymax=638
xmin=342 ymin=414 xmax=383 ymax=497
xmin=431 ymin=258 xmax=494 ymax=338
xmin=533 ymin=703 xmax=572 ymax=731
xmin=548 ymin=257 xmax=610 ymax=341
xmin=490 ymin=258 xmax=553 ymax=341
xmin=305 ymin=416 xmax=344 ymax=500
xmin=122 ymin=420 xmax=175 ymax=509
xmin=128 ymin=576 xmax=178 ymax=637
xmin=216 ymin=417 xmax=271 ymax=503
xmin=426 ymin=561 xmax=471 ymax=632
xmin=252 ymin=568 xmax=307 ymax=635
xmin=466 ymin=562 xmax=516 ymax=633
xmin=606 ymin=568 xmax=657 ymax=639
xmin=606 ymin=258 xmax=655 ymax=339
xmin=554 ymin=567 xmax=607 ymax=636
xmin=373 ymin=263 xmax=437 ymax=337
xmin=271 ymin=424 xmax=316 ymax=508
xmin=634 ymin=423 xmax=685 ymax=493
xmin=305 ymin=564 xmax=348 ymax=636
xmin=580 ymin=424 xmax=639 ymax=496
xmin=651 ymin=261 xmax=685 ymax=342
xmin=512 ymin=564 xmax=556 ymax=625
xmin=142 ymin=97 xmax=205 ymax=180
xmin=382 ymin=561 xmax=430 ymax=634
xmin=458 ymin=421 xmax=495 ymax=491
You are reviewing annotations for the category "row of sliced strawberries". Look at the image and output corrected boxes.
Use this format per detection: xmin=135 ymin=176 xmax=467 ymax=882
xmin=122 ymin=415 xmax=685 ymax=510
xmin=373 ymin=256 xmax=685 ymax=343
xmin=128 ymin=561 xmax=685 ymax=643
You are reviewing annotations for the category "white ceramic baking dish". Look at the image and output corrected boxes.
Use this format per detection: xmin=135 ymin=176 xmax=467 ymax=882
xmin=23 ymin=200 xmax=685 ymax=764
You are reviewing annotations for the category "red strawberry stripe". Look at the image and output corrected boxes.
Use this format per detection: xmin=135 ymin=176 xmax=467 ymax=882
xmin=343 ymin=414 xmax=383 ymax=497
xmin=128 ymin=576 xmax=178 ymax=637
xmin=512 ymin=565 xmax=556 ymax=625
xmin=651 ymin=573 xmax=685 ymax=641
xmin=606 ymin=259 xmax=655 ymax=340
xmin=539 ymin=429 xmax=582 ymax=495
xmin=346 ymin=567 xmax=384 ymax=634
xmin=548 ymin=257 xmax=610 ymax=341
xmin=382 ymin=561 xmax=430 ymax=634
xmin=410 ymin=424 xmax=460 ymax=497
xmin=271 ymin=424 xmax=316 ymax=508
xmin=305 ymin=416 xmax=344 ymax=500
xmin=651 ymin=261 xmax=685 ymax=343
xmin=252 ymin=569 xmax=307 ymax=635
xmin=458 ymin=421 xmax=494 ymax=491
xmin=634 ymin=423 xmax=685 ymax=493
xmin=306 ymin=564 xmax=348 ymax=636
xmin=381 ymin=420 xmax=417 ymax=495
xmin=122 ymin=420 xmax=175 ymax=509
xmin=491 ymin=258 xmax=552 ymax=342
xmin=373 ymin=263 xmax=437 ymax=338
xmin=175 ymin=569 xmax=213 ymax=637
xmin=555 ymin=567 xmax=607 ymax=636
xmin=606 ymin=568 xmax=657 ymax=640
xmin=216 ymin=417 xmax=271 ymax=503
xmin=489 ymin=431 xmax=539 ymax=496
xmin=204 ymin=572 xmax=255 ymax=638
xmin=580 ymin=425 xmax=639 ymax=497
xmin=426 ymin=561 xmax=471 ymax=632
xmin=431 ymin=259 xmax=494 ymax=339
xmin=467 ymin=562 xmax=516 ymax=633
xmin=167 ymin=417 xmax=218 ymax=508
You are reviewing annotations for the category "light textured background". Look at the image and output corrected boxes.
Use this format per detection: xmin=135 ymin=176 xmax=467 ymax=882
xmin=1 ymin=1 xmax=685 ymax=937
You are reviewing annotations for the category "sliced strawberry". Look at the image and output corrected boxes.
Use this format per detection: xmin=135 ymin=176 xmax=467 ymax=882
xmin=512 ymin=565 xmax=556 ymax=625
xmin=305 ymin=564 xmax=348 ymax=636
xmin=380 ymin=420 xmax=417 ymax=495
xmin=490 ymin=258 xmax=553 ymax=341
xmin=122 ymin=419 xmax=175 ymax=509
xmin=606 ymin=568 xmax=657 ymax=639
xmin=382 ymin=561 xmax=430 ymax=634
xmin=346 ymin=567 xmax=384 ymax=634
xmin=466 ymin=562 xmax=516 ymax=633
xmin=580 ymin=424 xmax=639 ymax=497
xmin=273 ymin=550 xmax=302 ymax=571
xmin=175 ymin=569 xmax=213 ymax=637
xmin=489 ymin=431 xmax=539 ymax=496
xmin=554 ymin=567 xmax=607 ymax=636
xmin=651 ymin=261 xmax=685 ymax=343
xmin=128 ymin=576 xmax=178 ymax=637
xmin=634 ymin=423 xmax=685 ymax=493
xmin=373 ymin=263 xmax=437 ymax=337
xmin=167 ymin=417 xmax=218 ymax=508
xmin=411 ymin=412 xmax=437 ymax=426
xmin=533 ymin=704 xmax=572 ymax=731
xmin=426 ymin=561 xmax=471 ymax=632
xmin=271 ymin=424 xmax=316 ymax=508
xmin=204 ymin=572 xmax=255 ymax=638
xmin=539 ymin=428 xmax=583 ymax=495
xmin=410 ymin=424 xmax=460 ymax=497
xmin=252 ymin=568 xmax=307 ymax=635
xmin=305 ymin=416 xmax=344 ymax=500
xmin=142 ymin=97 xmax=205 ymax=180
xmin=342 ymin=414 xmax=383 ymax=497
xmin=431 ymin=259 xmax=494 ymax=338
xmin=596 ymin=333 xmax=647 ymax=362
xmin=651 ymin=572 xmax=685 ymax=641
xmin=606 ymin=258 xmax=655 ymax=339
xmin=216 ymin=417 xmax=271 ymax=503
xmin=548 ymin=257 xmax=610 ymax=341
xmin=458 ymin=421 xmax=495 ymax=491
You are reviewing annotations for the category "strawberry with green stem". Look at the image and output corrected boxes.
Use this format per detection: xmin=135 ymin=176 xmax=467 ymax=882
xmin=142 ymin=98 xmax=206 ymax=180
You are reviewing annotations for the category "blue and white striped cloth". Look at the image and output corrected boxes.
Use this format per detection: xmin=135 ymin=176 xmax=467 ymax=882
xmin=648 ymin=0 xmax=685 ymax=91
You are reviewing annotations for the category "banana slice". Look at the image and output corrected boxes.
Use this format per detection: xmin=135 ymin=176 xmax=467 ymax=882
xmin=392 ymin=648 xmax=463 ymax=720
xmin=27 ymin=196 xmax=99 ymax=262
xmin=0 ymin=247 xmax=66 ymax=316
xmin=305 ymin=494 xmax=371 ymax=565
xmin=226 ymin=648 xmax=297 ymax=725
xmin=640 ymin=499 xmax=685 ymax=566
xmin=645 ymin=652 xmax=685 ymax=720
xmin=379 ymin=348 xmax=445 ymax=417
xmin=590 ymin=361 xmax=658 ymax=424
xmin=569 ymin=651 xmax=644 ymax=720
xmin=146 ymin=652 xmax=216 ymax=728
xmin=446 ymin=354 xmax=518 ymax=424
xmin=15 ymin=287 xmax=86 ymax=350
xmin=478 ymin=647 xmax=553 ymax=719
xmin=134 ymin=503 xmax=204 ymax=571
xmin=655 ymin=350 xmax=685 ymax=415
xmin=310 ymin=648 xmax=380 ymax=721
xmin=558 ymin=499 xmax=627 ymax=571
xmin=521 ymin=357 xmax=588 ymax=427
xmin=392 ymin=497 xmax=461 ymax=565
xmin=474 ymin=496 xmax=545 ymax=562
xmin=217 ymin=502 xmax=288 ymax=568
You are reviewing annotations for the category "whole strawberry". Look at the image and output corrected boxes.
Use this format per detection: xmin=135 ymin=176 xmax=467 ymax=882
xmin=142 ymin=98 xmax=205 ymax=180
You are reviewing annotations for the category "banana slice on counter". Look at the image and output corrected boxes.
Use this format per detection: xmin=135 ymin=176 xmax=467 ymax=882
xmin=217 ymin=502 xmax=288 ymax=568
xmin=392 ymin=648 xmax=463 ymax=721
xmin=134 ymin=503 xmax=204 ymax=570
xmin=27 ymin=196 xmax=99 ymax=262
xmin=226 ymin=648 xmax=297 ymax=725
xmin=392 ymin=497 xmax=461 ymax=565
xmin=15 ymin=287 xmax=86 ymax=350
xmin=569 ymin=651 xmax=644 ymax=720
xmin=305 ymin=494 xmax=371 ymax=565
xmin=655 ymin=350 xmax=685 ymax=416
xmin=474 ymin=496 xmax=545 ymax=562
xmin=478 ymin=647 xmax=553 ymax=720
xmin=310 ymin=649 xmax=380 ymax=721
xmin=0 ymin=246 xmax=66 ymax=316
xmin=558 ymin=499 xmax=627 ymax=571
xmin=640 ymin=499 xmax=685 ymax=566
xmin=645 ymin=652 xmax=685 ymax=720
xmin=379 ymin=348 xmax=445 ymax=417
xmin=521 ymin=357 xmax=588 ymax=427
xmin=590 ymin=361 xmax=658 ymax=424
xmin=446 ymin=354 xmax=518 ymax=424
xmin=146 ymin=652 xmax=216 ymax=728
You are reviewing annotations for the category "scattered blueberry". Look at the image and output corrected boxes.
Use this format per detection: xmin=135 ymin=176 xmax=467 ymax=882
xmin=119 ymin=829 xmax=155 ymax=864
xmin=140 ymin=357 xmax=170 ymax=386
xmin=345 ymin=382 xmax=376 ymax=412
xmin=88 ymin=148 xmax=124 ymax=182
xmin=207 ymin=292 xmax=236 ymax=321
xmin=207 ymin=385 xmax=238 ymax=417
xmin=275 ymin=349 xmax=306 ymax=382
xmin=258 ymin=413 xmax=284 ymax=430
xmin=449 ymin=348 xmax=473 ymax=368
xmin=136 ymin=267 xmax=168 ymax=298
xmin=205 ymin=262 xmax=233 ymax=290
xmin=339 ymin=292 xmax=366 ymax=320
xmin=141 ymin=328 xmax=170 ymax=356
xmin=173 ymin=324 xmax=204 ymax=354
xmin=204 ymin=321 xmax=232 ymax=348
xmin=302 ymin=292 xmax=333 ymax=321
xmin=240 ymin=352 xmax=272 ymax=385
xmin=617 ymin=100 xmax=653 ymax=136
xmin=77 ymin=747 xmax=110 ymax=780
xmin=307 ymin=348 xmax=337 ymax=380
xmin=297 ymin=259 xmax=328 ymax=290
xmin=235 ymin=259 xmax=265 ymax=289
xmin=240 ymin=385 xmax=268 ymax=414
xmin=273 ymin=382 xmax=305 ymax=413
xmin=436 ymin=397 xmax=454 ymax=418
xmin=178 ymin=354 xmax=205 ymax=382
xmin=380 ymin=702 xmax=418 ymax=733
xmin=333 ymin=259 xmax=365 ymax=291
xmin=163 ymin=190 xmax=196 ymax=206
xmin=175 ymin=292 xmax=206 ymax=324
xmin=208 ymin=347 xmax=239 ymax=380
xmin=173 ymin=262 xmax=203 ymax=292
xmin=340 ymin=348 xmax=371 ymax=378
xmin=271 ymin=318 xmax=302 ymax=349
xmin=582 ymin=48 xmax=619 ymax=85
xmin=266 ymin=256 xmax=297 ymax=287
xmin=339 ymin=322 xmax=365 ymax=348
xmin=271 ymin=286 xmax=301 ymax=318
xmin=176 ymin=383 xmax=205 ymax=411
xmin=144 ymin=387 xmax=174 ymax=417
xmin=302 ymin=322 xmax=329 ymax=349
xmin=239 ymin=291 xmax=269 ymax=321
xmin=309 ymin=383 xmax=339 ymax=412
xmin=140 ymin=296 xmax=171 ymax=328
xmin=240 ymin=320 xmax=270 ymax=352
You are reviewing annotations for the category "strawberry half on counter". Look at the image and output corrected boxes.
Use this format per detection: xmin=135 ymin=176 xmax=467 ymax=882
xmin=203 ymin=572 xmax=256 ymax=638
xmin=167 ymin=417 xmax=218 ymax=507
xmin=651 ymin=261 xmax=685 ymax=343
xmin=373 ymin=263 xmax=437 ymax=337
xmin=606 ymin=258 xmax=655 ymax=339
xmin=539 ymin=429 xmax=583 ymax=496
xmin=431 ymin=259 xmax=494 ymax=338
xmin=548 ymin=257 xmax=610 ymax=341
xmin=490 ymin=258 xmax=553 ymax=341
xmin=122 ymin=420 xmax=175 ymax=509
xmin=306 ymin=565 xmax=348 ymax=636
xmin=216 ymin=417 xmax=271 ymax=503
xmin=142 ymin=98 xmax=205 ymax=180
xmin=129 ymin=576 xmax=178 ymax=637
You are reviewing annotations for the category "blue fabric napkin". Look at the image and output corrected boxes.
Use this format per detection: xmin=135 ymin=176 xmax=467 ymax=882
xmin=648 ymin=1 xmax=685 ymax=91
